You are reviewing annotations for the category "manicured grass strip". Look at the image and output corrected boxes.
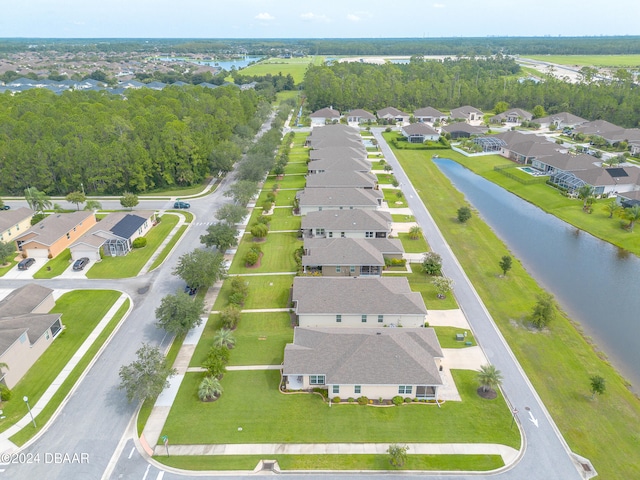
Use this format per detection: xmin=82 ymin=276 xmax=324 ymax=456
xmin=404 ymin=270 xmax=459 ymax=310
xmin=139 ymin=178 xmax=212 ymax=197
xmin=283 ymin=162 xmax=308 ymax=175
xmin=163 ymin=369 xmax=519 ymax=447
xmin=33 ymin=249 xmax=71 ymax=279
xmin=261 ymin=208 xmax=301 ymax=231
xmin=238 ymin=56 xmax=323 ymax=84
xmin=434 ymin=326 xmax=476 ymax=348
xmin=264 ymin=174 xmax=306 ymax=191
xmin=86 ymin=214 xmax=178 ymax=278
xmin=137 ymin=332 xmax=186 ymax=437
xmin=167 ymin=210 xmax=194 ymax=223
xmin=158 ymin=453 xmax=504 ymax=471
xmin=191 ymin=312 xmax=292 ymax=367
xmin=376 ymin=173 xmax=397 ymax=185
xmin=212 ymin=275 xmax=295 ymax=311
xmin=229 ymin=232 xmax=300 ymax=274
xmin=390 ymin=143 xmax=640 ymax=479
xmin=525 ymin=54 xmax=640 ymax=68
xmin=11 ymin=297 xmax=129 ymax=446
xmin=397 ymin=232 xmax=429 ymax=253
xmin=0 ymin=259 xmax=18 ymax=277
xmin=383 ymin=188 xmax=408 ymax=208
xmin=0 ymin=290 xmax=121 ymax=434
xmin=149 ymin=224 xmax=188 ymax=272
xmin=392 ymin=214 xmax=415 ymax=222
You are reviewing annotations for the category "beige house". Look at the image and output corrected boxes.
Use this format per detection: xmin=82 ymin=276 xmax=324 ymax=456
xmin=283 ymin=327 xmax=443 ymax=401
xmin=291 ymin=276 xmax=427 ymax=328
xmin=301 ymin=209 xmax=392 ymax=239
xmin=296 ymin=188 xmax=383 ymax=216
xmin=15 ymin=211 xmax=96 ymax=259
xmin=0 ymin=207 xmax=35 ymax=245
xmin=69 ymin=211 xmax=156 ymax=261
xmin=0 ymin=284 xmax=63 ymax=388
xmin=309 ymin=107 xmax=341 ymax=126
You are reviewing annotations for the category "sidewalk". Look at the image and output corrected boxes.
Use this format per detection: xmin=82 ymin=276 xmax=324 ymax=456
xmin=138 ymin=211 xmax=187 ymax=275
xmin=0 ymin=293 xmax=131 ymax=454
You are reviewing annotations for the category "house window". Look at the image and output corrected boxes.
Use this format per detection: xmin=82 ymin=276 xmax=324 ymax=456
xmin=309 ymin=375 xmax=325 ymax=385
xmin=398 ymin=385 xmax=412 ymax=395
xmin=316 ymin=228 xmax=325 ymax=236
xmin=361 ymin=315 xmax=367 ymax=323
xmin=350 ymin=206 xmax=354 ymax=209
xmin=328 ymin=232 xmax=333 ymax=238
xmin=378 ymin=315 xmax=384 ymax=323
xmin=336 ymin=315 xmax=342 ymax=323
xmin=365 ymin=231 xmax=373 ymax=238
xmin=354 ymin=385 xmax=361 ymax=394
xmin=333 ymin=385 xmax=339 ymax=394
xmin=318 ymin=207 xmax=323 ymax=211
xmin=73 ymin=227 xmax=77 ymax=232
xmin=336 ymin=265 xmax=341 ymax=273
xmin=66 ymin=233 xmax=70 ymax=239
xmin=339 ymin=206 xmax=343 ymax=210
xmin=349 ymin=266 xmax=355 ymax=273
xmin=340 ymin=232 xmax=346 ymax=238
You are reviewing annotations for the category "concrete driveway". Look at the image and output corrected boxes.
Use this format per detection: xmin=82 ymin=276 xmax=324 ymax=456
xmin=3 ymin=257 xmax=48 ymax=279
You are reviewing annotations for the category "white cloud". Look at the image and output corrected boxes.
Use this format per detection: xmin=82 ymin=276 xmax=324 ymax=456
xmin=347 ymin=14 xmax=360 ymax=22
xmin=433 ymin=3 xmax=446 ymax=8
xmin=255 ymin=12 xmax=274 ymax=21
xmin=300 ymin=12 xmax=330 ymax=22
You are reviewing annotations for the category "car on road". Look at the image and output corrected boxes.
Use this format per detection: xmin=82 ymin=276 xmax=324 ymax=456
xmin=72 ymin=257 xmax=90 ymax=271
xmin=173 ymin=201 xmax=190 ymax=209
xmin=17 ymin=258 xmax=35 ymax=270
xmin=0 ymin=205 xmax=10 ymax=210
xmin=184 ymin=285 xmax=198 ymax=296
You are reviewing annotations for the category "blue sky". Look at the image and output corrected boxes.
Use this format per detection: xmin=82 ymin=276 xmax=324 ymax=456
xmin=2 ymin=0 xmax=638 ymax=38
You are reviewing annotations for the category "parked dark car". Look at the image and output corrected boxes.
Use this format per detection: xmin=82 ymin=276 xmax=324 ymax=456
xmin=72 ymin=257 xmax=90 ymax=271
xmin=184 ymin=285 xmax=198 ymax=296
xmin=17 ymin=258 xmax=35 ymax=270
xmin=174 ymin=201 xmax=190 ymax=209
xmin=0 ymin=205 xmax=10 ymax=210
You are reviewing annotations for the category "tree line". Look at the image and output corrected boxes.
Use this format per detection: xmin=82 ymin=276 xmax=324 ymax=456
xmin=0 ymin=86 xmax=265 ymax=195
xmin=303 ymin=57 xmax=640 ymax=128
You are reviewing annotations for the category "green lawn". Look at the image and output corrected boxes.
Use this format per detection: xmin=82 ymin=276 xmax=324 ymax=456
xmin=525 ymin=54 xmax=640 ymax=68
xmin=0 ymin=290 xmax=121 ymax=434
xmin=434 ymin=326 xmax=477 ymax=348
xmin=163 ymin=369 xmax=520 ymax=447
xmin=159 ymin=453 xmax=503 ymax=472
xmin=86 ymin=214 xmax=178 ymax=278
xmin=212 ymin=274 xmax=295 ymax=311
xmin=397 ymin=232 xmax=429 ymax=253
xmin=148 ymin=224 xmax=188 ymax=272
xmin=33 ymin=249 xmax=71 ymax=278
xmin=263 ymin=174 xmax=306 ymax=191
xmin=283 ymin=162 xmax=308 ymax=175
xmin=190 ymin=312 xmax=292 ymax=367
xmin=274 ymin=190 xmax=298 ymax=207
xmin=383 ymin=188 xmax=408 ymax=208
xmin=248 ymin=206 xmax=300 ymax=231
xmin=392 ymin=214 xmax=415 ymax=222
xmin=229 ymin=232 xmax=301 ymax=274
xmin=376 ymin=173 xmax=397 ymax=185
xmin=0 ymin=259 xmax=18 ymax=277
xmin=404 ymin=270 xmax=459 ymax=310
xmin=236 ymin=56 xmax=324 ymax=85
xmin=139 ymin=177 xmax=212 ymax=197
xmin=391 ymin=144 xmax=640 ymax=479
xmin=371 ymin=160 xmax=388 ymax=170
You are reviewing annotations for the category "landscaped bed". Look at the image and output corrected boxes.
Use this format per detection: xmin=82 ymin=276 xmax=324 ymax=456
xmin=162 ymin=369 xmax=520 ymax=447
xmin=228 ymin=232 xmax=301 ymax=274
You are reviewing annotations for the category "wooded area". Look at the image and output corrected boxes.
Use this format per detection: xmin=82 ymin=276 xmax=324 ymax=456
xmin=0 ymin=86 xmax=263 ymax=195
xmin=303 ymin=57 xmax=640 ymax=128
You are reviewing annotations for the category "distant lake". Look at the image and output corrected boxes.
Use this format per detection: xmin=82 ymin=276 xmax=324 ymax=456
xmin=157 ymin=55 xmax=263 ymax=71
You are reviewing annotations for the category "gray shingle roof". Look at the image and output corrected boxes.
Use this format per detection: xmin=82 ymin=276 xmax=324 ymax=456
xmin=376 ymin=107 xmax=409 ymax=118
xmin=71 ymin=211 xmax=154 ymax=248
xmin=414 ymin=107 xmax=445 ymax=118
xmin=307 ymin=157 xmax=370 ymax=173
xmin=309 ymin=147 xmax=366 ymax=162
xmin=15 ymin=211 xmax=94 ymax=247
xmin=450 ymin=105 xmax=483 ymax=118
xmin=402 ymin=123 xmax=439 ymax=136
xmin=572 ymin=166 xmax=640 ymax=187
xmin=301 ymin=208 xmax=391 ymax=232
xmin=302 ymin=237 xmax=402 ymax=267
xmin=347 ymin=109 xmax=376 ymax=120
xmin=309 ymin=107 xmax=340 ymax=119
xmin=292 ymin=276 xmax=426 ymax=315
xmin=0 ymin=207 xmax=35 ymax=232
xmin=305 ymin=171 xmax=377 ymax=189
xmin=537 ymin=112 xmax=587 ymax=126
xmin=297 ymin=188 xmax=383 ymax=209
xmin=441 ymin=122 xmax=485 ymax=135
xmin=283 ymin=327 xmax=443 ymax=386
xmin=535 ymin=153 xmax=597 ymax=171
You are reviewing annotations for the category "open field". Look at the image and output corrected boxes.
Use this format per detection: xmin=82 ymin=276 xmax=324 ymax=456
xmin=525 ymin=54 xmax=640 ymax=68
xmin=391 ymin=144 xmax=640 ymax=479
xmin=162 ymin=369 xmax=520 ymax=447
xmin=238 ymin=56 xmax=325 ymax=84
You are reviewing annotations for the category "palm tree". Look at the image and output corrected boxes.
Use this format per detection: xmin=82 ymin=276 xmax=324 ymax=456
xmin=477 ymin=364 xmax=503 ymax=393
xmin=408 ymin=225 xmax=422 ymax=240
xmin=213 ymin=329 xmax=236 ymax=349
xmin=624 ymin=205 xmax=640 ymax=232
xmin=603 ymin=199 xmax=621 ymax=219
xmin=198 ymin=376 xmax=223 ymax=401
xmin=577 ymin=185 xmax=594 ymax=211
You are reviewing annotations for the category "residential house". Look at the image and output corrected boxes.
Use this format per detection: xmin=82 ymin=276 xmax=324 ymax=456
xmin=490 ymin=108 xmax=533 ymax=125
xmin=291 ymin=276 xmax=427 ymax=328
xmin=494 ymin=131 xmax=563 ymax=164
xmin=376 ymin=107 xmax=410 ymax=124
xmin=309 ymin=107 xmax=341 ymax=126
xmin=536 ymin=112 xmax=587 ymax=130
xmin=346 ymin=109 xmax=376 ymax=124
xmin=441 ymin=122 xmax=485 ymax=139
xmin=0 ymin=207 xmax=34 ymax=244
xmin=450 ymin=105 xmax=484 ymax=123
xmin=69 ymin=211 xmax=156 ymax=261
xmin=282 ymin=327 xmax=443 ymax=401
xmin=301 ymin=208 xmax=392 ymax=239
xmin=0 ymin=284 xmax=63 ymax=388
xmin=296 ymin=188 xmax=383 ymax=215
xmin=306 ymin=125 xmax=365 ymax=151
xmin=551 ymin=166 xmax=640 ymax=196
xmin=530 ymin=152 xmax=598 ymax=175
xmin=401 ymin=123 xmax=440 ymax=143
xmin=302 ymin=237 xmax=403 ymax=276
xmin=309 ymin=147 xmax=367 ymax=162
xmin=14 ymin=211 xmax=96 ymax=259
xmin=617 ymin=190 xmax=640 ymax=208
xmin=413 ymin=107 xmax=447 ymax=124
xmin=573 ymin=120 xmax=625 ymax=144
xmin=307 ymin=157 xmax=371 ymax=175
xmin=305 ymin=170 xmax=378 ymax=190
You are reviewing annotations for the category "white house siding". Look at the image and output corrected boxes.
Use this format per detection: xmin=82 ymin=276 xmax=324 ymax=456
xmin=70 ymin=245 xmax=101 ymax=262
xmin=297 ymin=313 xmax=425 ymax=328
xmin=328 ymin=384 xmax=438 ymax=400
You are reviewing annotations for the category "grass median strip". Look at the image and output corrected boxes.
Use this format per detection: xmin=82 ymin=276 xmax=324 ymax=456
xmin=149 ymin=224 xmax=188 ymax=272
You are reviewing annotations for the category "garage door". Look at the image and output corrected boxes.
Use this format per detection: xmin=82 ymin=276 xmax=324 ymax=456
xmin=70 ymin=247 xmax=100 ymax=262
xmin=25 ymin=248 xmax=50 ymax=258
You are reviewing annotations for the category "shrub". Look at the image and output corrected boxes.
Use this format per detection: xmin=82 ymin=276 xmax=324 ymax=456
xmin=348 ymin=397 xmax=355 ymax=403
xmin=0 ymin=384 xmax=11 ymax=401
xmin=132 ymin=237 xmax=147 ymax=248
xmin=404 ymin=397 xmax=412 ymax=403
xmin=266 ymin=192 xmax=276 ymax=203
xmin=262 ymin=200 xmax=273 ymax=212
xmin=357 ymin=396 xmax=369 ymax=405
xmin=220 ymin=305 xmax=241 ymax=329
xmin=392 ymin=395 xmax=403 ymax=406
xmin=251 ymin=223 xmax=269 ymax=239
xmin=30 ymin=213 xmax=46 ymax=225
xmin=245 ymin=250 xmax=259 ymax=266
xmin=332 ymin=397 xmax=340 ymax=404
xmin=256 ymin=215 xmax=270 ymax=225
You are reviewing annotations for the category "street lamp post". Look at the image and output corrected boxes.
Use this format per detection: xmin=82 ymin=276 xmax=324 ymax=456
xmin=23 ymin=396 xmax=36 ymax=428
